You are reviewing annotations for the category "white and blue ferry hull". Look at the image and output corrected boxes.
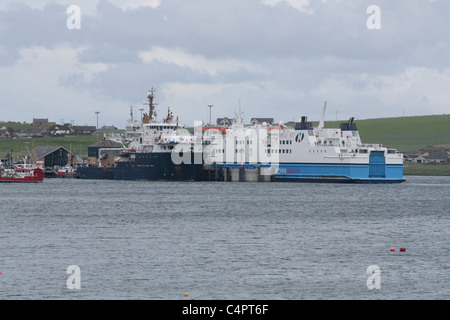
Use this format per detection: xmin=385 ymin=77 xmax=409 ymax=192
xmin=271 ymin=162 xmax=404 ymax=183
xmin=215 ymin=162 xmax=404 ymax=183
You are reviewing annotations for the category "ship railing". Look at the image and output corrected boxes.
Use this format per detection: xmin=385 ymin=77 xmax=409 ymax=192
xmin=359 ymin=143 xmax=383 ymax=149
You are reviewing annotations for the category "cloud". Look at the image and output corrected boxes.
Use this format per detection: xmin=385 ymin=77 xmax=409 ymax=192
xmin=138 ymin=46 xmax=266 ymax=77
xmin=111 ymin=0 xmax=161 ymax=11
xmin=0 ymin=43 xmax=125 ymax=125
xmin=310 ymin=67 xmax=450 ymax=119
xmin=262 ymin=0 xmax=313 ymax=14
xmin=1 ymin=0 xmax=449 ymax=127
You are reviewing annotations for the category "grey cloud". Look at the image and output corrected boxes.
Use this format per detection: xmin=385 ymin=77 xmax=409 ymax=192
xmin=1 ymin=0 xmax=449 ymax=126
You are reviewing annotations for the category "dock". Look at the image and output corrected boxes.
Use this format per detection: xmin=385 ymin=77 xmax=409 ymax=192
xmin=200 ymin=165 xmax=274 ymax=182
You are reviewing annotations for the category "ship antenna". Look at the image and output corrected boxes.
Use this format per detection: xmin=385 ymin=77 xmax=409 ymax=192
xmin=318 ymin=101 xmax=327 ymax=129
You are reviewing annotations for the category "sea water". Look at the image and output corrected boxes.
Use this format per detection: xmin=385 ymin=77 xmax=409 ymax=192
xmin=0 ymin=176 xmax=448 ymax=300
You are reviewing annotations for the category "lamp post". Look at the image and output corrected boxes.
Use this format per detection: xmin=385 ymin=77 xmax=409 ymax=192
xmin=95 ymin=111 xmax=100 ymax=141
xmin=208 ymin=105 xmax=213 ymax=127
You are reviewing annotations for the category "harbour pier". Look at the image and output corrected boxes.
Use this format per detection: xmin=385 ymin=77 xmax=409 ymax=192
xmin=200 ymin=165 xmax=274 ymax=182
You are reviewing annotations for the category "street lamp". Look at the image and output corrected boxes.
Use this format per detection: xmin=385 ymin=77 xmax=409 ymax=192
xmin=95 ymin=111 xmax=100 ymax=141
xmin=208 ymin=105 xmax=213 ymax=127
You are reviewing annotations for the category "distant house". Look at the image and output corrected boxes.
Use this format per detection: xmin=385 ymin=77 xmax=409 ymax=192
xmin=425 ymin=148 xmax=449 ymax=163
xmin=32 ymin=118 xmax=56 ymax=127
xmin=50 ymin=129 xmax=71 ymax=135
xmin=216 ymin=117 xmax=232 ymax=126
xmin=0 ymin=126 xmax=11 ymax=139
xmin=33 ymin=118 xmax=49 ymax=126
xmin=404 ymin=147 xmax=450 ymax=164
xmin=72 ymin=125 xmax=97 ymax=134
xmin=101 ymin=125 xmax=118 ymax=130
xmin=403 ymin=153 xmax=427 ymax=164
xmin=20 ymin=128 xmax=48 ymax=137
xmin=250 ymin=118 xmax=274 ymax=125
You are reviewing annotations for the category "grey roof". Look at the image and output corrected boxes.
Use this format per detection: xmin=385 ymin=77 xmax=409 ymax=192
xmin=425 ymin=151 xmax=449 ymax=160
xmin=89 ymin=140 xmax=122 ymax=148
xmin=24 ymin=146 xmax=71 ymax=159
xmin=216 ymin=117 xmax=232 ymax=125
xmin=72 ymin=125 xmax=96 ymax=131
xmin=250 ymin=118 xmax=274 ymax=124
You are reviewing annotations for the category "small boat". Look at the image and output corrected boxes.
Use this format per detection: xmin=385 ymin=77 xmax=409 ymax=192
xmin=57 ymin=166 xmax=77 ymax=178
xmin=0 ymin=165 xmax=45 ymax=183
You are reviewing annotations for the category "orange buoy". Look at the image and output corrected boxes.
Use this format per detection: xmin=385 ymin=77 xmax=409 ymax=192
xmin=184 ymin=292 xmax=189 ymax=297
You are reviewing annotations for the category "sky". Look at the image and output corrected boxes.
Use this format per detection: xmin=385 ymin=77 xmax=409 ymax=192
xmin=0 ymin=0 xmax=449 ymax=128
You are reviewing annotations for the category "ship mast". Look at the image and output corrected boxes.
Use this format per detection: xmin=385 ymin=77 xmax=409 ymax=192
xmin=32 ymin=139 xmax=36 ymax=167
xmin=142 ymin=88 xmax=158 ymax=123
xmin=318 ymin=101 xmax=327 ymax=130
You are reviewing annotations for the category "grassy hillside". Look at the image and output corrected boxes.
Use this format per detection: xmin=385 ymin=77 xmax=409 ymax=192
xmin=0 ymin=136 xmax=98 ymax=160
xmin=1 ymin=114 xmax=449 ymax=159
xmin=324 ymin=114 xmax=450 ymax=152
xmin=404 ymin=163 xmax=450 ymax=176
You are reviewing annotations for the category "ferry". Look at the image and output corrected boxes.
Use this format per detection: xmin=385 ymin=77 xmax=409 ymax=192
xmin=202 ymin=103 xmax=405 ymax=183
xmin=76 ymin=88 xmax=203 ymax=181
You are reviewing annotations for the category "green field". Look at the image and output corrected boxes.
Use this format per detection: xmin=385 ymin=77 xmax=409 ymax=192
xmin=0 ymin=135 xmax=98 ymax=160
xmin=323 ymin=114 xmax=450 ymax=152
xmin=404 ymin=163 xmax=450 ymax=176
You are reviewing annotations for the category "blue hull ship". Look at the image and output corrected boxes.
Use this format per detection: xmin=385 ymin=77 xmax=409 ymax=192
xmin=77 ymin=88 xmax=203 ymax=181
xmin=77 ymin=152 xmax=202 ymax=181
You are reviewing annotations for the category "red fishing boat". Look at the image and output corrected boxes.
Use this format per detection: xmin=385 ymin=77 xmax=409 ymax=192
xmin=0 ymin=165 xmax=45 ymax=183
xmin=0 ymin=140 xmax=44 ymax=183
